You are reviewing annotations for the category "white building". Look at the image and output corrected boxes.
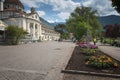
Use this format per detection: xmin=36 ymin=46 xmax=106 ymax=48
xmin=0 ymin=0 xmax=60 ymax=41
xmin=0 ymin=20 xmax=7 ymax=41
xmin=41 ymin=23 xmax=60 ymax=41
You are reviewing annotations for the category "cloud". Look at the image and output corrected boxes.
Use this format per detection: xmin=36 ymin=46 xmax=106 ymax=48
xmin=20 ymin=0 xmax=39 ymax=8
xmin=82 ymin=0 xmax=120 ymax=16
xmin=47 ymin=20 xmax=55 ymax=23
xmin=20 ymin=0 xmax=120 ymax=22
xmin=26 ymin=10 xmax=45 ymax=17
xmin=20 ymin=0 xmax=80 ymax=21
xmin=51 ymin=0 xmax=80 ymax=12
xmin=47 ymin=19 xmax=60 ymax=23
xmin=26 ymin=10 xmax=30 ymax=13
xmin=21 ymin=0 xmax=80 ymax=12
xmin=37 ymin=11 xmax=46 ymax=17
xmin=57 ymin=12 xmax=70 ymax=20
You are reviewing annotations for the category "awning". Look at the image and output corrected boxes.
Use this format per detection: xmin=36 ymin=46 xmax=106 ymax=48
xmin=0 ymin=20 xmax=7 ymax=31
xmin=0 ymin=23 xmax=7 ymax=31
xmin=0 ymin=26 xmax=5 ymax=31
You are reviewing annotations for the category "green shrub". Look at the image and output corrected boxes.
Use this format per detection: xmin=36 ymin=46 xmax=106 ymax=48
xmin=5 ymin=25 xmax=27 ymax=45
xmin=81 ymin=48 xmax=98 ymax=56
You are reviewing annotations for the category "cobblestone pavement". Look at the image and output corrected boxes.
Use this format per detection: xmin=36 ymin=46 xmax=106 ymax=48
xmin=0 ymin=41 xmax=75 ymax=80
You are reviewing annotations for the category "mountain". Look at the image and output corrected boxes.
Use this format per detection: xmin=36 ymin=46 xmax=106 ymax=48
xmin=39 ymin=17 xmax=54 ymax=27
xmin=40 ymin=17 xmax=65 ymax=27
xmin=50 ymin=22 xmax=66 ymax=27
xmin=49 ymin=15 xmax=120 ymax=27
xmin=98 ymin=15 xmax=120 ymax=26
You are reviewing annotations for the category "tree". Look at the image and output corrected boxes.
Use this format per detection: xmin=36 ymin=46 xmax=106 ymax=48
xmin=113 ymin=24 xmax=120 ymax=37
xmin=54 ymin=24 xmax=69 ymax=39
xmin=5 ymin=25 xmax=27 ymax=45
xmin=66 ymin=6 xmax=101 ymax=40
xmin=54 ymin=24 xmax=66 ymax=34
xmin=104 ymin=25 xmax=113 ymax=38
xmin=104 ymin=24 xmax=120 ymax=39
xmin=111 ymin=0 xmax=120 ymax=13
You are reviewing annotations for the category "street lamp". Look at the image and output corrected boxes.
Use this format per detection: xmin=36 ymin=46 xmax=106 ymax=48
xmin=86 ymin=29 xmax=90 ymax=48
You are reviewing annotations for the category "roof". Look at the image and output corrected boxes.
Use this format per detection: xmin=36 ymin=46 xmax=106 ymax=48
xmin=4 ymin=0 xmax=24 ymax=9
xmin=3 ymin=7 xmax=26 ymax=13
xmin=4 ymin=8 xmax=18 ymax=11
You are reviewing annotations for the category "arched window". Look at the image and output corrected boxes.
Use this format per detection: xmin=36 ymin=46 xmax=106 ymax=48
xmin=35 ymin=24 xmax=37 ymax=29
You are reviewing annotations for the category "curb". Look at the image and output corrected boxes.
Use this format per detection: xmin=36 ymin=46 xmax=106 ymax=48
xmin=61 ymin=70 xmax=120 ymax=78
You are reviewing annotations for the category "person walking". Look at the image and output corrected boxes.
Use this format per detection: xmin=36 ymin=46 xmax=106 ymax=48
xmin=93 ymin=37 xmax=97 ymax=45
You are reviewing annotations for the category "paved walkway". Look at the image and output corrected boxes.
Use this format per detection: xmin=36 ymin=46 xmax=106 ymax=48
xmin=62 ymin=43 xmax=120 ymax=80
xmin=0 ymin=41 xmax=120 ymax=80
xmin=98 ymin=45 xmax=120 ymax=61
xmin=0 ymin=41 xmax=75 ymax=80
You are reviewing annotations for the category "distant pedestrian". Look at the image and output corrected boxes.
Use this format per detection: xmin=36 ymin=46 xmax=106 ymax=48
xmin=93 ymin=38 xmax=97 ymax=45
xmin=72 ymin=37 xmax=76 ymax=43
xmin=100 ymin=37 xmax=104 ymax=43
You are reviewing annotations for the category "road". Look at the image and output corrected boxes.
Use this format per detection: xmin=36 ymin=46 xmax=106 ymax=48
xmin=0 ymin=41 xmax=75 ymax=80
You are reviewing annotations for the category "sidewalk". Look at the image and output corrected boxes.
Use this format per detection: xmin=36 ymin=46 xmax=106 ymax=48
xmin=0 ymin=42 xmax=75 ymax=80
xmin=98 ymin=45 xmax=120 ymax=62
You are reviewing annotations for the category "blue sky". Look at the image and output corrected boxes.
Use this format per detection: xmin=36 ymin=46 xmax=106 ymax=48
xmin=20 ymin=0 xmax=120 ymax=23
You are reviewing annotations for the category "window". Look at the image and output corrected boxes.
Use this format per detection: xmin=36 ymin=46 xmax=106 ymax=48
xmin=30 ymin=23 xmax=33 ymax=29
xmin=35 ymin=24 xmax=37 ymax=29
xmin=32 ymin=16 xmax=34 ymax=18
xmin=36 ymin=15 xmax=37 ymax=19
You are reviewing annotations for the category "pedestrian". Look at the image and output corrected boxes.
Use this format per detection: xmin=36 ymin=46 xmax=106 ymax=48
xmin=93 ymin=37 xmax=97 ymax=45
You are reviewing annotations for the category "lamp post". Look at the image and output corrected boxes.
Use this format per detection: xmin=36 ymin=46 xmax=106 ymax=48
xmin=3 ymin=29 xmax=5 ymax=40
xmin=86 ymin=29 xmax=90 ymax=48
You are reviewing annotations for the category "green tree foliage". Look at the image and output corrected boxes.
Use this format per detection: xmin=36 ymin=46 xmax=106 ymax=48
xmin=54 ymin=24 xmax=69 ymax=39
xmin=5 ymin=25 xmax=27 ymax=45
xmin=73 ymin=22 xmax=91 ymax=40
xmin=66 ymin=6 xmax=102 ymax=40
xmin=111 ymin=0 xmax=120 ymax=13
xmin=61 ymin=33 xmax=69 ymax=39
xmin=54 ymin=24 xmax=66 ymax=34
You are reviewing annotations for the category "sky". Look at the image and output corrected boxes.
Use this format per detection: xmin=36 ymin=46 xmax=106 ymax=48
xmin=20 ymin=0 xmax=120 ymax=23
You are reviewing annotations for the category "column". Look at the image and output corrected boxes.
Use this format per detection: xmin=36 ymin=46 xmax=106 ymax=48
xmin=33 ymin=23 xmax=35 ymax=40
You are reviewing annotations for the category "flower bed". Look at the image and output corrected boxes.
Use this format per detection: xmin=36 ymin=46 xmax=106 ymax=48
xmin=65 ymin=46 xmax=120 ymax=75
xmin=85 ymin=55 xmax=118 ymax=69
xmin=80 ymin=48 xmax=98 ymax=56
xmin=79 ymin=43 xmax=98 ymax=49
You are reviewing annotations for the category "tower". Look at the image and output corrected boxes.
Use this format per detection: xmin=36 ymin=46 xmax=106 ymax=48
xmin=31 ymin=7 xmax=36 ymax=13
xmin=0 ymin=0 xmax=4 ymax=11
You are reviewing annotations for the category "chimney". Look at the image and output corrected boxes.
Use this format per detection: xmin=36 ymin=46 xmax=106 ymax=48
xmin=0 ymin=0 xmax=4 ymax=11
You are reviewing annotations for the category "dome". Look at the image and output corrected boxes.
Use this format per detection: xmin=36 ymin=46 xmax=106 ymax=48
xmin=4 ymin=0 xmax=24 ymax=9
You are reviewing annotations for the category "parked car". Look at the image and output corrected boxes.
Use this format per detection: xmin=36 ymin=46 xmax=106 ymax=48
xmin=111 ymin=41 xmax=120 ymax=47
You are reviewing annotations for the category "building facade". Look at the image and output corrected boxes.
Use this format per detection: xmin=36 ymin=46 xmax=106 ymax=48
xmin=0 ymin=0 xmax=60 ymax=41
xmin=41 ymin=23 xmax=60 ymax=41
xmin=0 ymin=20 xmax=7 ymax=41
